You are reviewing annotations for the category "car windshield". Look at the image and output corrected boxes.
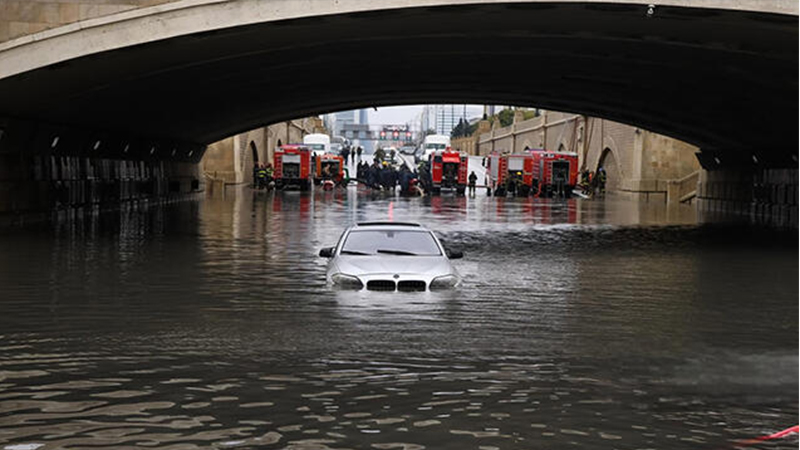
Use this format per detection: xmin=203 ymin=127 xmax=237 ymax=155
xmin=341 ymin=230 xmax=441 ymax=256
xmin=425 ymin=143 xmax=446 ymax=150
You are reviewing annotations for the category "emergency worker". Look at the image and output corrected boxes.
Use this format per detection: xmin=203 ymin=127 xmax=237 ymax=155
xmin=578 ymin=170 xmax=590 ymax=195
xmin=374 ymin=147 xmax=386 ymax=163
xmin=398 ymin=166 xmax=411 ymax=195
xmin=256 ymin=164 xmax=268 ymax=189
xmin=468 ymin=171 xmax=478 ymax=197
xmin=356 ymin=161 xmax=365 ymax=180
xmin=598 ymin=168 xmax=607 ymax=194
xmin=367 ymin=160 xmax=381 ymax=189
xmin=253 ymin=163 xmax=260 ymax=187
xmin=265 ymin=163 xmax=274 ymax=185
xmin=357 ymin=146 xmax=363 ymax=162
xmin=379 ymin=161 xmax=392 ymax=191
xmin=419 ymin=161 xmax=432 ymax=193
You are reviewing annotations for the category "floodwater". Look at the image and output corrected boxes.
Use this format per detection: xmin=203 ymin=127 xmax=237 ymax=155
xmin=0 ymin=187 xmax=796 ymax=450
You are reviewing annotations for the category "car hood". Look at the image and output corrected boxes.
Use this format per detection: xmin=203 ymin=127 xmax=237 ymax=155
xmin=334 ymin=255 xmax=452 ymax=277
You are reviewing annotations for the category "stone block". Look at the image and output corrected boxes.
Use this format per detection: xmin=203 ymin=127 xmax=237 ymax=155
xmin=78 ymin=4 xmax=100 ymax=21
xmin=8 ymin=21 xmax=29 ymax=39
xmin=5 ymin=2 xmax=21 ymax=19
xmin=97 ymin=4 xmax=127 ymax=17
xmin=59 ymin=3 xmax=80 ymax=23
xmin=27 ymin=22 xmax=49 ymax=34
xmin=39 ymin=3 xmax=61 ymax=23
xmin=17 ymin=2 xmax=41 ymax=22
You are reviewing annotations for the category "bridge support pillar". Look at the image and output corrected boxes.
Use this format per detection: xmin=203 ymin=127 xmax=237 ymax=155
xmin=697 ymin=168 xmax=798 ymax=228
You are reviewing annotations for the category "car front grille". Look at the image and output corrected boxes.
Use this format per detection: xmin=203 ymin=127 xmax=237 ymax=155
xmin=397 ymin=280 xmax=426 ymax=292
xmin=366 ymin=280 xmax=396 ymax=291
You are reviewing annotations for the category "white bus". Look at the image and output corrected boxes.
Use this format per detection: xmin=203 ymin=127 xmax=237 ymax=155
xmin=303 ymin=134 xmax=331 ymax=156
xmin=422 ymin=134 xmax=451 ymax=160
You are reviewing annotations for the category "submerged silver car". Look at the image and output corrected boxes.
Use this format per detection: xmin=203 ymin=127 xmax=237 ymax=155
xmin=319 ymin=222 xmax=463 ymax=291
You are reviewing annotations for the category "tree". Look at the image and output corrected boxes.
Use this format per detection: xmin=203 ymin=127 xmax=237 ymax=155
xmin=498 ymin=108 xmax=515 ymax=127
xmin=450 ymin=118 xmax=467 ymax=138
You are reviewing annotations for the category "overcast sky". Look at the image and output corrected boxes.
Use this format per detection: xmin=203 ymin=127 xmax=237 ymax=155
xmin=368 ymin=104 xmax=486 ymax=129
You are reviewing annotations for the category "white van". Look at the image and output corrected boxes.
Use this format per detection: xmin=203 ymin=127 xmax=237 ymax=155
xmin=422 ymin=134 xmax=451 ymax=161
xmin=303 ymin=134 xmax=331 ymax=156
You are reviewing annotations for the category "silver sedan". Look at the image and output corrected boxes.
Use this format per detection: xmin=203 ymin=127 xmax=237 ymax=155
xmin=319 ymin=222 xmax=463 ymax=291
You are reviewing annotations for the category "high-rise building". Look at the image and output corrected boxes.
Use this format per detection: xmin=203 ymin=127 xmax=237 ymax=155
xmin=436 ymin=105 xmax=459 ymax=136
xmin=333 ymin=110 xmax=355 ymax=135
xmin=420 ymin=105 xmax=471 ymax=136
xmin=357 ymin=109 xmax=374 ymax=153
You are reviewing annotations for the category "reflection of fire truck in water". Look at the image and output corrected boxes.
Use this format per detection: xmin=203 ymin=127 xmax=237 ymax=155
xmin=429 ymin=149 xmax=468 ymax=195
xmin=314 ymin=154 xmax=348 ymax=189
xmin=486 ymin=149 xmax=579 ymax=197
xmin=274 ymin=145 xmax=312 ymax=191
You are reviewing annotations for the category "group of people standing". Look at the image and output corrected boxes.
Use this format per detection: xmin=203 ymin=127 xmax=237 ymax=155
xmin=578 ymin=167 xmax=607 ymax=196
xmin=356 ymin=159 xmax=421 ymax=195
xmin=253 ymin=162 xmax=274 ymax=190
xmin=339 ymin=145 xmax=363 ymax=164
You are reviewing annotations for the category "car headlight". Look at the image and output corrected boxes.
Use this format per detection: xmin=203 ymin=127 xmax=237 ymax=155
xmin=331 ymin=273 xmax=363 ymax=289
xmin=429 ymin=274 xmax=460 ymax=290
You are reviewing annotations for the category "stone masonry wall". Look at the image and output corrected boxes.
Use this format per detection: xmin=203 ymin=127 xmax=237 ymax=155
xmin=201 ymin=117 xmax=325 ymax=185
xmin=476 ymin=110 xmax=700 ymax=200
xmin=0 ymin=0 xmax=179 ymax=43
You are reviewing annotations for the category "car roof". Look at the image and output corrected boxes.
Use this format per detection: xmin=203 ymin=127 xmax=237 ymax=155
xmin=350 ymin=221 xmax=426 ymax=231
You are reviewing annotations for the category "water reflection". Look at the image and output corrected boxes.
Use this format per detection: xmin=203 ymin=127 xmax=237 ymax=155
xmin=0 ymin=187 xmax=795 ymax=449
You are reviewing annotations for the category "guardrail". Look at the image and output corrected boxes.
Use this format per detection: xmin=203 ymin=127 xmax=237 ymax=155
xmin=666 ymin=170 xmax=699 ymax=204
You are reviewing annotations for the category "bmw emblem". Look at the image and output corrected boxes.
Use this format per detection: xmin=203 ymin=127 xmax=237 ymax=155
xmin=393 ymin=274 xmax=400 ymax=279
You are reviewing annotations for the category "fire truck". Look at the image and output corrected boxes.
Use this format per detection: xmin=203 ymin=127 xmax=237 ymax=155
xmin=429 ymin=148 xmax=468 ymax=195
xmin=314 ymin=153 xmax=348 ymax=188
xmin=527 ymin=148 xmax=579 ymax=197
xmin=274 ymin=145 xmax=312 ymax=190
xmin=486 ymin=152 xmax=535 ymax=197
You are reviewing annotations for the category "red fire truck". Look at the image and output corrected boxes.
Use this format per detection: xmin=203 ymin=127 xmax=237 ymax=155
xmin=314 ymin=153 xmax=347 ymax=187
xmin=486 ymin=152 xmax=535 ymax=197
xmin=527 ymin=148 xmax=579 ymax=197
xmin=274 ymin=145 xmax=312 ymax=190
xmin=429 ymin=148 xmax=468 ymax=195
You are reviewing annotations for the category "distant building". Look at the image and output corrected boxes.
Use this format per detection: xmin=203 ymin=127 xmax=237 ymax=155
xmin=420 ymin=105 xmax=477 ymax=136
xmin=334 ymin=110 xmax=355 ymax=135
xmin=357 ymin=109 xmax=373 ymax=153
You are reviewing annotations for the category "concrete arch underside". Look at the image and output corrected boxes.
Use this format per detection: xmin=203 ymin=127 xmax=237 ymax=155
xmin=0 ymin=0 xmax=796 ymax=166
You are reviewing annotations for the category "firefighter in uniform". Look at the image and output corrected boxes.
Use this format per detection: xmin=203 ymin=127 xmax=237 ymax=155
xmin=468 ymin=171 xmax=478 ymax=197
xmin=256 ymin=164 xmax=269 ymax=189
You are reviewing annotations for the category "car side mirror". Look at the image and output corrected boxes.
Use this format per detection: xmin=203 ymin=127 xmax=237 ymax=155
xmin=446 ymin=249 xmax=463 ymax=260
xmin=319 ymin=247 xmax=334 ymax=258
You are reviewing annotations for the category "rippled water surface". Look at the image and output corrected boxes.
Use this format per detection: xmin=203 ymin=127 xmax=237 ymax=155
xmin=0 ymin=188 xmax=797 ymax=450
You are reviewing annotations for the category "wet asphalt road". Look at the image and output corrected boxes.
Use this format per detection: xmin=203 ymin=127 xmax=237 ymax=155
xmin=0 ymin=187 xmax=796 ymax=450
